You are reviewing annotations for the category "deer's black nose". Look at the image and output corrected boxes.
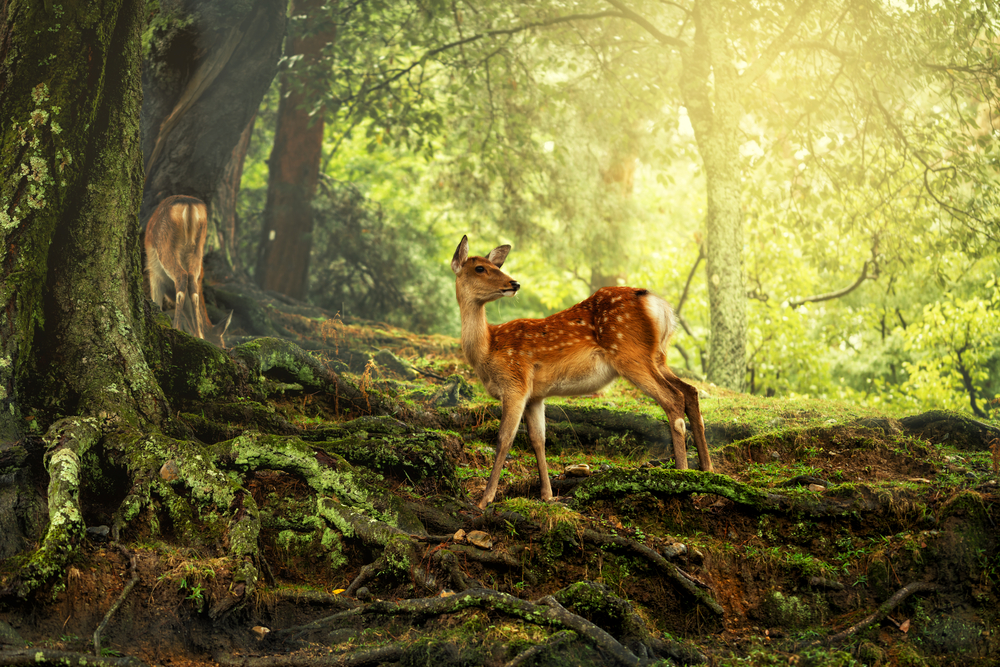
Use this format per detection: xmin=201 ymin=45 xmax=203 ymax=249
xmin=510 ymin=281 xmax=520 ymax=291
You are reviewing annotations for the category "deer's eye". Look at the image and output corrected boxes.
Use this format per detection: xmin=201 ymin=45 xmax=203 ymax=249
xmin=475 ymin=266 xmax=486 ymax=273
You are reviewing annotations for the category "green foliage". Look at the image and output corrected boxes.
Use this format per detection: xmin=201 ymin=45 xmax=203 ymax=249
xmin=900 ymin=281 xmax=1000 ymax=418
xmin=235 ymin=0 xmax=1000 ymax=414
xmin=307 ymin=178 xmax=451 ymax=332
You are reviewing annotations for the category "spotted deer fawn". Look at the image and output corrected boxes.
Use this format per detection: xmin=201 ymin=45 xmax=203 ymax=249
xmin=145 ymin=195 xmax=232 ymax=348
xmin=451 ymin=235 xmax=713 ymax=508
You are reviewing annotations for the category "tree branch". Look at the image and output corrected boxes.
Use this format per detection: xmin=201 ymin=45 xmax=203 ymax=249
xmin=674 ymin=240 xmax=704 ymax=319
xmin=355 ymin=10 xmax=631 ymax=101
xmin=740 ymin=0 xmax=821 ymax=88
xmin=787 ymin=256 xmax=879 ymax=309
xmin=602 ymin=0 xmax=686 ymax=48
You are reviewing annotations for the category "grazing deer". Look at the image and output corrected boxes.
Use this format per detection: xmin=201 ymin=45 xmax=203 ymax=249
xmin=145 ymin=195 xmax=232 ymax=348
xmin=451 ymin=235 xmax=713 ymax=508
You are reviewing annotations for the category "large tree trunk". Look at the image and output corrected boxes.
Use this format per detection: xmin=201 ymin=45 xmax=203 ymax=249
xmin=0 ymin=0 xmax=158 ymax=442
xmin=255 ymin=0 xmax=333 ymax=299
xmin=140 ymin=0 xmax=286 ymax=235
xmin=0 ymin=0 xmax=163 ymax=594
xmin=213 ymin=114 xmax=257 ymax=275
xmin=679 ymin=0 xmax=747 ymax=392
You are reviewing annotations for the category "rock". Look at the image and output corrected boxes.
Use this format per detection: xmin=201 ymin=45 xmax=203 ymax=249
xmin=159 ymin=459 xmax=180 ymax=482
xmin=86 ymin=525 xmax=110 ymax=542
xmin=466 ymin=530 xmax=493 ymax=549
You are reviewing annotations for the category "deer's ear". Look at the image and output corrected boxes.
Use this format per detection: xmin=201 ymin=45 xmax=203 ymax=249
xmin=451 ymin=236 xmax=470 ymax=275
xmin=487 ymin=244 xmax=511 ymax=268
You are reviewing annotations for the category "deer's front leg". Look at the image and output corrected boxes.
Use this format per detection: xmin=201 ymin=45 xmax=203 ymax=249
xmin=478 ymin=393 xmax=528 ymax=509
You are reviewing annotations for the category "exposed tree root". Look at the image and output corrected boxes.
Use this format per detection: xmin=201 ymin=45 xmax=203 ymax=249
xmin=573 ymin=467 xmax=929 ymax=519
xmin=0 ymin=648 xmax=147 ymax=667
xmin=344 ymin=557 xmax=385 ymax=597
xmin=94 ymin=544 xmax=139 ymax=656
xmin=795 ymin=581 xmax=940 ymax=651
xmin=269 ymin=586 xmax=690 ymax=665
xmin=229 ymin=337 xmax=387 ymax=416
xmin=535 ymin=594 xmax=641 ymax=665
xmin=551 ymin=581 xmax=707 ymax=663
xmin=504 ymin=630 xmax=575 ymax=667
xmin=581 ymin=529 xmax=723 ymax=616
xmin=8 ymin=418 xmax=101 ymax=597
xmin=213 ymin=644 xmax=405 ymax=667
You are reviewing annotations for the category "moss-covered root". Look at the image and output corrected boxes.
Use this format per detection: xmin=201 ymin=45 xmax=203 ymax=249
xmin=279 ymin=587 xmax=684 ymax=665
xmin=582 ymin=529 xmax=723 ymax=616
xmin=209 ymin=489 xmax=261 ymax=619
xmin=573 ymin=468 xmax=774 ymax=508
xmin=13 ymin=417 xmax=100 ymax=597
xmin=228 ymin=337 xmax=388 ymax=415
xmin=552 ymin=581 xmax=708 ymax=663
xmin=317 ymin=499 xmax=433 ymax=594
xmin=0 ymin=648 xmax=148 ymax=667
xmin=574 ymin=467 xmax=931 ymax=519
xmin=110 ymin=431 xmax=261 ymax=614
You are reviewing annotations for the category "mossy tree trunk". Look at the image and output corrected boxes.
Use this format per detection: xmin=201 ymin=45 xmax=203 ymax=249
xmin=679 ymin=0 xmax=747 ymax=392
xmin=0 ymin=0 xmax=158 ymax=441
xmin=0 ymin=0 xmax=167 ymax=594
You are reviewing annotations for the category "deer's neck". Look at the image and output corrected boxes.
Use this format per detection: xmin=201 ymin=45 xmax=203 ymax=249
xmin=458 ymin=299 xmax=493 ymax=370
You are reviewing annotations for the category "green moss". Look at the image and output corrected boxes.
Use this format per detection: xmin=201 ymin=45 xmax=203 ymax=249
xmin=573 ymin=468 xmax=769 ymax=507
xmin=759 ymin=590 xmax=820 ymax=629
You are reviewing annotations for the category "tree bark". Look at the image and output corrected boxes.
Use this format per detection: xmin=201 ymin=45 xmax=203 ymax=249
xmin=680 ymin=0 xmax=747 ymax=391
xmin=140 ymin=0 xmax=286 ymax=231
xmin=213 ymin=114 xmax=257 ymax=275
xmin=255 ymin=0 xmax=334 ymax=299
xmin=0 ymin=0 xmax=158 ymax=440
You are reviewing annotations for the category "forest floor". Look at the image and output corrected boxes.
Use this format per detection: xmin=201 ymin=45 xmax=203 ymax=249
xmin=2 ymin=276 xmax=999 ymax=667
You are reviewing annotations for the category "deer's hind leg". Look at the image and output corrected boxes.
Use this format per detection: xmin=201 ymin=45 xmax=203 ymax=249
xmin=614 ymin=357 xmax=692 ymax=470
xmin=660 ymin=369 xmax=713 ymax=472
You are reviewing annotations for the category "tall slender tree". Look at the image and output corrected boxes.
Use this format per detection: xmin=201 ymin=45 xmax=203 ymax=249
xmin=256 ymin=0 xmax=335 ymax=299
